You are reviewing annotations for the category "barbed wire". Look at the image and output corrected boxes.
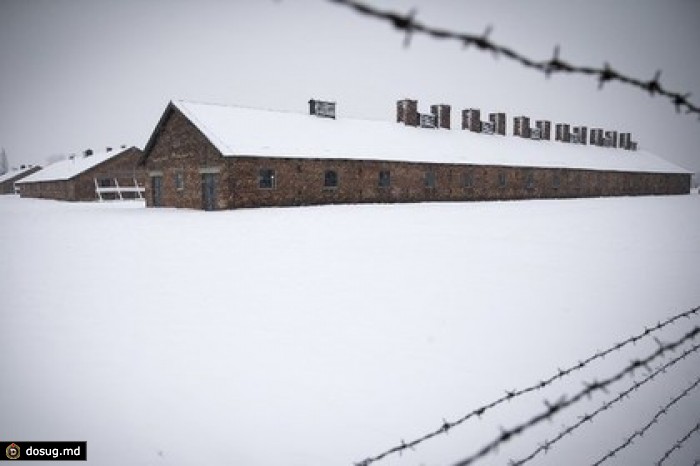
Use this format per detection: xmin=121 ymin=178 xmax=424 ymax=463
xmin=327 ymin=0 xmax=700 ymax=118
xmin=510 ymin=342 xmax=700 ymax=465
xmin=353 ymin=305 xmax=700 ymax=465
xmin=591 ymin=374 xmax=700 ymax=465
xmin=450 ymin=326 xmax=700 ymax=466
xmin=655 ymin=421 xmax=700 ymax=465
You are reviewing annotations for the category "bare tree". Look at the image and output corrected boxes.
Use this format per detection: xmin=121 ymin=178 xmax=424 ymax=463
xmin=0 ymin=147 xmax=8 ymax=175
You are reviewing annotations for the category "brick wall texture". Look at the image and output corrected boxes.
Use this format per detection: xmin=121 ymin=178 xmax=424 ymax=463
xmin=142 ymin=106 xmax=691 ymax=211
xmin=19 ymin=147 xmax=145 ymax=201
xmin=0 ymin=166 xmax=42 ymax=194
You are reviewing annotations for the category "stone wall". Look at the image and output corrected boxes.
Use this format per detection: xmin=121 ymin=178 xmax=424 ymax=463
xmin=19 ymin=147 xmax=143 ymax=201
xmin=226 ymin=157 xmax=690 ymax=209
xmin=144 ymin=108 xmax=229 ymax=209
xmin=0 ymin=167 xmax=42 ymax=194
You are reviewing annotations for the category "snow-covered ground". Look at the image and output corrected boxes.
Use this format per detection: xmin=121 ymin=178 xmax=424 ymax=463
xmin=1 ymin=194 xmax=699 ymax=465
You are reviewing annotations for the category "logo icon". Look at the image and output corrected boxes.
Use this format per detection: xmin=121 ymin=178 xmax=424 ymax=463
xmin=6 ymin=443 xmax=20 ymax=460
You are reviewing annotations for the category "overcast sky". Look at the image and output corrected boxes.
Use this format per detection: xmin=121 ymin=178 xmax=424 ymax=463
xmin=1 ymin=0 xmax=699 ymax=177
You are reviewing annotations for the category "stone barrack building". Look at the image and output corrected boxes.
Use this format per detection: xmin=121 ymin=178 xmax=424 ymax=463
xmin=0 ymin=165 xmax=42 ymax=194
xmin=18 ymin=146 xmax=144 ymax=202
xmin=139 ymin=100 xmax=691 ymax=211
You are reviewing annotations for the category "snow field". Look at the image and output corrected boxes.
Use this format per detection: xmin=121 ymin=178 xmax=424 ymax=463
xmin=1 ymin=194 xmax=699 ymax=465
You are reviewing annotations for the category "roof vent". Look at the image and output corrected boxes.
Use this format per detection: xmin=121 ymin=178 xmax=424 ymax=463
xmin=535 ymin=120 xmax=551 ymax=140
xmin=513 ymin=116 xmax=531 ymax=138
xmin=430 ymin=104 xmax=451 ymax=129
xmin=419 ymin=113 xmax=437 ymax=129
xmin=84 ymin=149 xmax=93 ymax=157
xmin=462 ymin=108 xmax=481 ymax=132
xmin=488 ymin=112 xmax=506 ymax=135
xmin=106 ymin=147 xmax=112 ymax=152
xmin=397 ymin=99 xmax=419 ymax=126
xmin=481 ymin=121 xmax=495 ymax=135
xmin=309 ymin=99 xmax=336 ymax=119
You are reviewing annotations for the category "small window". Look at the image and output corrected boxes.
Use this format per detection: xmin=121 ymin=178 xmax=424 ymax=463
xmin=98 ymin=178 xmax=113 ymax=188
xmin=424 ymin=171 xmax=436 ymax=188
xmin=525 ymin=171 xmax=535 ymax=190
xmin=498 ymin=172 xmax=507 ymax=188
xmin=463 ymin=172 xmax=474 ymax=188
xmin=378 ymin=170 xmax=391 ymax=188
xmin=324 ymin=170 xmax=338 ymax=188
xmin=259 ymin=169 xmax=276 ymax=189
xmin=553 ymin=173 xmax=561 ymax=189
xmin=175 ymin=172 xmax=184 ymax=191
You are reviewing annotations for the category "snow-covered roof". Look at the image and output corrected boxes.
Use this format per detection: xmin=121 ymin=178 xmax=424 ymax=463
xmin=18 ymin=147 xmax=131 ymax=184
xmin=0 ymin=165 xmax=39 ymax=184
xmin=173 ymin=100 xmax=690 ymax=174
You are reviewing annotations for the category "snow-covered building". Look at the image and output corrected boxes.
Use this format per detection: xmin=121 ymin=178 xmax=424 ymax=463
xmin=17 ymin=147 xmax=144 ymax=201
xmin=139 ymin=99 xmax=691 ymax=211
xmin=0 ymin=165 xmax=42 ymax=194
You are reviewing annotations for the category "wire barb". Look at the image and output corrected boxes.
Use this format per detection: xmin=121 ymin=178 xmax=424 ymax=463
xmin=351 ymin=306 xmax=700 ymax=465
xmin=510 ymin=342 xmax=700 ymax=465
xmin=450 ymin=327 xmax=700 ymax=466
xmin=591 ymin=375 xmax=700 ymax=465
xmin=327 ymin=0 xmax=700 ymax=118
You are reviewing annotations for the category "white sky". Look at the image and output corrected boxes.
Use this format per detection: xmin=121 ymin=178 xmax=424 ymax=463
xmin=1 ymin=0 xmax=699 ymax=177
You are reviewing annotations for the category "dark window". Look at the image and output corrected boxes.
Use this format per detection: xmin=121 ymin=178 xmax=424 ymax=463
xmin=378 ymin=170 xmax=391 ymax=188
xmin=259 ymin=169 xmax=276 ymax=189
xmin=498 ymin=172 xmax=507 ymax=188
xmin=424 ymin=171 xmax=436 ymax=188
xmin=324 ymin=170 xmax=338 ymax=188
xmin=175 ymin=172 xmax=184 ymax=191
xmin=98 ymin=178 xmax=113 ymax=188
xmin=525 ymin=171 xmax=535 ymax=190
xmin=553 ymin=173 xmax=561 ymax=189
xmin=463 ymin=172 xmax=474 ymax=188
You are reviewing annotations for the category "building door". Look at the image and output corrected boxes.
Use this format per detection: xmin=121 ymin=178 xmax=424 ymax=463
xmin=151 ymin=176 xmax=162 ymax=207
xmin=201 ymin=173 xmax=217 ymax=211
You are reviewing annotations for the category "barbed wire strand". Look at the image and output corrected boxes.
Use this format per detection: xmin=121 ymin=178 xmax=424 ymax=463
xmin=327 ymin=0 xmax=700 ymax=119
xmin=655 ymin=421 xmax=700 ymax=466
xmin=353 ymin=305 xmax=700 ymax=465
xmin=591 ymin=374 xmax=700 ymax=465
xmin=510 ymin=342 xmax=700 ymax=465
xmin=450 ymin=326 xmax=700 ymax=466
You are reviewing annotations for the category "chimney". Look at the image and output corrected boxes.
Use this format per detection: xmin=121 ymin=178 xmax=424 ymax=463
xmin=571 ymin=126 xmax=587 ymax=145
xmin=430 ymin=104 xmax=451 ymax=129
xmin=619 ymin=133 xmax=628 ymax=149
xmin=555 ymin=123 xmax=571 ymax=143
xmin=419 ymin=113 xmax=437 ymax=129
xmin=604 ymin=130 xmax=618 ymax=148
xmin=589 ymin=128 xmax=604 ymax=146
xmin=309 ymin=99 xmax=336 ymax=119
xmin=462 ymin=108 xmax=481 ymax=132
xmin=535 ymin=120 xmax=551 ymax=140
xmin=84 ymin=149 xmax=93 ymax=157
xmin=489 ymin=112 xmax=506 ymax=135
xmin=397 ymin=99 xmax=418 ymax=127
xmin=513 ymin=116 xmax=531 ymax=138
xmin=619 ymin=132 xmax=633 ymax=150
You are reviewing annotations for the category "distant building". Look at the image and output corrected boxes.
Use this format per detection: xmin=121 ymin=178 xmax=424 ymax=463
xmin=0 ymin=165 xmax=42 ymax=194
xmin=137 ymin=99 xmax=691 ymax=211
xmin=17 ymin=147 xmax=144 ymax=201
